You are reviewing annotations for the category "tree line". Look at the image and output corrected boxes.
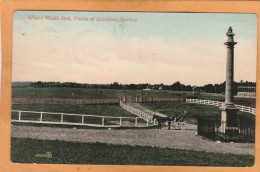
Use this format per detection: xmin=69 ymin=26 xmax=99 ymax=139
xmin=196 ymin=81 xmax=256 ymax=94
xmin=16 ymin=80 xmax=256 ymax=94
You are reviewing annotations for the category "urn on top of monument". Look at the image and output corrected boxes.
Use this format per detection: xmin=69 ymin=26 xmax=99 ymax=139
xmin=225 ymin=26 xmax=237 ymax=45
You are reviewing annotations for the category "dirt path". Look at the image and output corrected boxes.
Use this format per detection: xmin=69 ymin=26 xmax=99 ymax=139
xmin=11 ymin=124 xmax=254 ymax=156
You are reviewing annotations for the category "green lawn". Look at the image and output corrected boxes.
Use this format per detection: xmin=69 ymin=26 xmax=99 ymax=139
xmin=12 ymin=87 xmax=191 ymax=99
xmin=12 ymin=87 xmax=256 ymax=108
xmin=12 ymin=104 xmax=135 ymax=117
xmin=12 ymin=102 xmax=255 ymax=126
xmin=141 ymin=102 xmax=255 ymax=125
xmin=11 ymin=104 xmax=147 ymax=126
xmin=11 ymin=87 xmax=228 ymax=99
xmin=11 ymin=138 xmax=254 ymax=166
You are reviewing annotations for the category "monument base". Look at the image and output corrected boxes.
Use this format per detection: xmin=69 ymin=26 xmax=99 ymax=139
xmin=219 ymin=105 xmax=239 ymax=134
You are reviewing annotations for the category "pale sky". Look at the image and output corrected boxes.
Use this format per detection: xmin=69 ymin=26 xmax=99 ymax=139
xmin=12 ymin=11 xmax=257 ymax=86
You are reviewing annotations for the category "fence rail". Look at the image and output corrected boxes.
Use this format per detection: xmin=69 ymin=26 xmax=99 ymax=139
xmin=186 ymin=98 xmax=256 ymax=115
xmin=121 ymin=96 xmax=185 ymax=103
xmin=120 ymin=101 xmax=155 ymax=126
xmin=11 ymin=110 xmax=145 ymax=128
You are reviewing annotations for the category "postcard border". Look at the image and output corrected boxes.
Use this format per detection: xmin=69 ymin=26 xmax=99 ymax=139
xmin=1 ymin=0 xmax=260 ymax=172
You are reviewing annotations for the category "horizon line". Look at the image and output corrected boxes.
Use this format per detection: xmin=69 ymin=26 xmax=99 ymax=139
xmin=12 ymin=80 xmax=256 ymax=87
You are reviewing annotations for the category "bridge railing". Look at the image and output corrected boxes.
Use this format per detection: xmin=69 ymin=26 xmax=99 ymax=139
xmin=186 ymin=98 xmax=256 ymax=115
xmin=11 ymin=110 xmax=144 ymax=127
xmin=120 ymin=101 xmax=154 ymax=126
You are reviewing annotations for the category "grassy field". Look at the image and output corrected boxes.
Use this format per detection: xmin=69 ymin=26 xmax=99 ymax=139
xmin=12 ymin=102 xmax=255 ymax=126
xmin=12 ymin=87 xmax=227 ymax=99
xmin=11 ymin=104 xmax=148 ymax=126
xmin=12 ymin=104 xmax=135 ymax=117
xmin=141 ymin=102 xmax=255 ymax=125
xmin=12 ymin=87 xmax=256 ymax=107
xmin=12 ymin=87 xmax=189 ymax=99
xmin=11 ymin=87 xmax=255 ymax=127
xmin=11 ymin=138 xmax=254 ymax=166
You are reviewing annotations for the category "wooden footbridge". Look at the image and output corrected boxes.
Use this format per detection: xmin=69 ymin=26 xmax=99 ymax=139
xmin=119 ymin=101 xmax=166 ymax=126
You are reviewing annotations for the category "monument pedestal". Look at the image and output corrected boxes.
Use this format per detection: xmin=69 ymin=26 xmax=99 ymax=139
xmin=219 ymin=105 xmax=239 ymax=134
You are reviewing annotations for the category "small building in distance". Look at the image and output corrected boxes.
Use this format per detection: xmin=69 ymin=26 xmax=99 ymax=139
xmin=237 ymin=86 xmax=256 ymax=98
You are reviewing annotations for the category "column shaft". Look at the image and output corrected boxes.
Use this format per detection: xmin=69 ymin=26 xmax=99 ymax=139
xmin=225 ymin=45 xmax=234 ymax=104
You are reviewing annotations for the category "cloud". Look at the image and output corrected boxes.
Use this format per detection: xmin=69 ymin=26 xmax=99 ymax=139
xmin=12 ymin=28 xmax=257 ymax=85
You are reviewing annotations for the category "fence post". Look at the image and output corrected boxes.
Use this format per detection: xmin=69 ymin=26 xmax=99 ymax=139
xmin=18 ymin=111 xmax=21 ymax=121
xmin=135 ymin=117 xmax=137 ymax=126
xmin=40 ymin=113 xmax=43 ymax=122
xmin=61 ymin=113 xmax=63 ymax=123
xmin=147 ymin=119 xmax=149 ymax=126
xmin=102 ymin=117 xmax=105 ymax=126
xmin=82 ymin=116 xmax=84 ymax=124
xmin=120 ymin=117 xmax=122 ymax=126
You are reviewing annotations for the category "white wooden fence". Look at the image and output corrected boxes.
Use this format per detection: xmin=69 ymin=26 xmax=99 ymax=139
xmin=11 ymin=110 xmax=143 ymax=127
xmin=186 ymin=98 xmax=256 ymax=115
xmin=120 ymin=101 xmax=154 ymax=126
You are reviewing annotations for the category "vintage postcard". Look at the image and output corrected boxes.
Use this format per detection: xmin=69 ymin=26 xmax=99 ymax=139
xmin=9 ymin=11 xmax=257 ymax=167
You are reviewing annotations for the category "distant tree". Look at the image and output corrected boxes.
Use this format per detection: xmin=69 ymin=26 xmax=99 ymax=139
xmin=110 ymin=82 xmax=120 ymax=89
xmin=128 ymin=84 xmax=138 ymax=90
xmin=172 ymin=81 xmax=181 ymax=91
xmin=185 ymin=85 xmax=192 ymax=91
xmin=204 ymin=84 xmax=214 ymax=93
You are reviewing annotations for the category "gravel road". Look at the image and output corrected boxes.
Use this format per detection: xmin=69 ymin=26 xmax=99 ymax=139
xmin=11 ymin=124 xmax=254 ymax=156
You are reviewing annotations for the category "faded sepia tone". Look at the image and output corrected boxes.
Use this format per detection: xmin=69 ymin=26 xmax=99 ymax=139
xmin=10 ymin=11 xmax=256 ymax=167
xmin=12 ymin=12 xmax=257 ymax=85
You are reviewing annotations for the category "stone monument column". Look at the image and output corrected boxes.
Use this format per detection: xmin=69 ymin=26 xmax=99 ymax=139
xmin=219 ymin=27 xmax=239 ymax=134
